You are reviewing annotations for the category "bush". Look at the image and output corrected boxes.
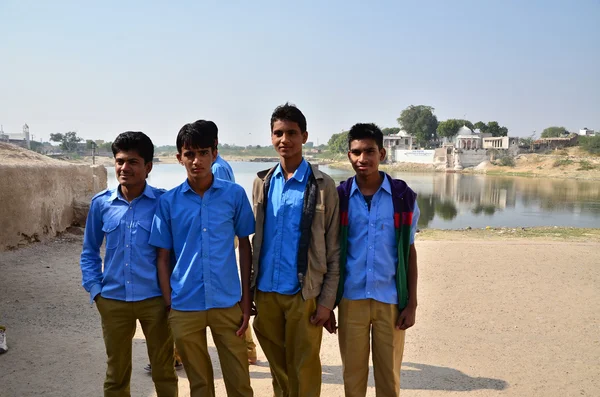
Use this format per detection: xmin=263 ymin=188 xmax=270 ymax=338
xmin=577 ymin=160 xmax=596 ymax=171
xmin=496 ymin=156 xmax=515 ymax=167
xmin=553 ymin=158 xmax=573 ymax=168
xmin=579 ymin=136 xmax=600 ymax=154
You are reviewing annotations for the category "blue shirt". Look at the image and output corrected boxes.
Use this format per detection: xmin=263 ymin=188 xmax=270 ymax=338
xmin=258 ymin=159 xmax=311 ymax=295
xmin=80 ymin=184 xmax=165 ymax=304
xmin=212 ymin=154 xmax=235 ymax=182
xmin=343 ymin=175 xmax=420 ymax=304
xmin=149 ymin=178 xmax=255 ymax=311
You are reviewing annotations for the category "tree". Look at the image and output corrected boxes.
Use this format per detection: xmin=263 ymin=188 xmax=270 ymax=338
xmin=486 ymin=121 xmax=508 ymax=137
xmin=327 ymin=131 xmax=349 ymax=154
xmin=49 ymin=131 xmax=83 ymax=152
xmin=381 ymin=127 xmax=400 ymax=136
xmin=541 ymin=126 xmax=568 ymax=138
xmin=397 ymin=105 xmax=438 ymax=148
xmin=474 ymin=121 xmax=487 ymax=132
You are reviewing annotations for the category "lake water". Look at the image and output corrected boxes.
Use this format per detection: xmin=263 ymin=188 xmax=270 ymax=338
xmin=106 ymin=162 xmax=600 ymax=229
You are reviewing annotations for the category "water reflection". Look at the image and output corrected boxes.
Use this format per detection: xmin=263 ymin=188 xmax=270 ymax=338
xmin=386 ymin=172 xmax=600 ymax=229
xmin=107 ymin=164 xmax=600 ymax=229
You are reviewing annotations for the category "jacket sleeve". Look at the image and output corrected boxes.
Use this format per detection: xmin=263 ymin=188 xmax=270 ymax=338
xmin=317 ymin=177 xmax=341 ymax=310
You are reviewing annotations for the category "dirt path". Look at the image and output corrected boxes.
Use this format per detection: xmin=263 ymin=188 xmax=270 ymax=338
xmin=1 ymin=233 xmax=599 ymax=396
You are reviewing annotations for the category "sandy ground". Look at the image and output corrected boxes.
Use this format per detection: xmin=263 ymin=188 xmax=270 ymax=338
xmin=0 ymin=232 xmax=599 ymax=397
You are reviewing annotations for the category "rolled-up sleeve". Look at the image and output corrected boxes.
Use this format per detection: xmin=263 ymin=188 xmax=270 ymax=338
xmin=149 ymin=196 xmax=173 ymax=250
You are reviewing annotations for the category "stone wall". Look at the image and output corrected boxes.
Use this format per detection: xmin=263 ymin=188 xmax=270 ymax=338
xmin=458 ymin=150 xmax=489 ymax=167
xmin=0 ymin=143 xmax=107 ymax=250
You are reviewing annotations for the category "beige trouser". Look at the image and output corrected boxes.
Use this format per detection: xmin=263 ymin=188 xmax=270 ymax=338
xmin=245 ymin=327 xmax=257 ymax=361
xmin=169 ymin=305 xmax=253 ymax=397
xmin=338 ymin=298 xmax=406 ymax=397
xmin=253 ymin=291 xmax=323 ymax=397
xmin=96 ymin=296 xmax=178 ymax=397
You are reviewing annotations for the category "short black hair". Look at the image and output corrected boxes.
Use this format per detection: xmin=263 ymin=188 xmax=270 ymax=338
xmin=270 ymin=102 xmax=307 ymax=133
xmin=347 ymin=123 xmax=384 ymax=150
xmin=111 ymin=131 xmax=154 ymax=163
xmin=176 ymin=120 xmax=217 ymax=153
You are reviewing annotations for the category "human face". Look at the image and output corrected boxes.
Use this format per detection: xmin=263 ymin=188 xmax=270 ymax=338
xmin=177 ymin=145 xmax=216 ymax=181
xmin=271 ymin=119 xmax=308 ymax=160
xmin=348 ymin=139 xmax=386 ymax=178
xmin=114 ymin=150 xmax=151 ymax=189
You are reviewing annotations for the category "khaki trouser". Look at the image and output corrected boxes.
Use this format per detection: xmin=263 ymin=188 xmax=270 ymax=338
xmin=169 ymin=305 xmax=253 ymax=397
xmin=338 ymin=298 xmax=406 ymax=397
xmin=96 ymin=296 xmax=178 ymax=397
xmin=253 ymin=291 xmax=323 ymax=397
xmin=245 ymin=327 xmax=257 ymax=361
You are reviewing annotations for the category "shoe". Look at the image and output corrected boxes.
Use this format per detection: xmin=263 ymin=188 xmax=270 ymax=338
xmin=144 ymin=361 xmax=184 ymax=373
xmin=0 ymin=327 xmax=6 ymax=354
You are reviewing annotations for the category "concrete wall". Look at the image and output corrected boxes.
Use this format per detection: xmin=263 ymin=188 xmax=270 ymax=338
xmin=391 ymin=149 xmax=436 ymax=164
xmin=0 ymin=163 xmax=107 ymax=250
xmin=458 ymin=150 xmax=489 ymax=167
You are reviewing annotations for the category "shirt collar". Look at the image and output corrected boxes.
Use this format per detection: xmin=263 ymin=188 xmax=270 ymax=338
xmin=182 ymin=175 xmax=224 ymax=193
xmin=109 ymin=183 xmax=155 ymax=201
xmin=273 ymin=158 xmax=309 ymax=182
xmin=350 ymin=172 xmax=391 ymax=197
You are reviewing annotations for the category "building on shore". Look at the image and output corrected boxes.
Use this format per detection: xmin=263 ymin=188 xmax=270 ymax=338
xmin=0 ymin=124 xmax=30 ymax=149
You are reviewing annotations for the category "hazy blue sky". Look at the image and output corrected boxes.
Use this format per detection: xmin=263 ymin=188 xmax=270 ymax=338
xmin=1 ymin=0 xmax=599 ymax=146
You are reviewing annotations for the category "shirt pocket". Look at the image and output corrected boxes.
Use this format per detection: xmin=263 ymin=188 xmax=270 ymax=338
xmin=102 ymin=221 xmax=121 ymax=250
xmin=379 ymin=217 xmax=398 ymax=248
xmin=136 ymin=220 xmax=152 ymax=245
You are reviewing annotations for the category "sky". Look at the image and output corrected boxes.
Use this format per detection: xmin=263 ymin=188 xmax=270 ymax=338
xmin=1 ymin=0 xmax=599 ymax=147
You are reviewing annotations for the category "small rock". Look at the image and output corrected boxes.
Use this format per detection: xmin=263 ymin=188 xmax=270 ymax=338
xmin=465 ymin=226 xmax=472 ymax=230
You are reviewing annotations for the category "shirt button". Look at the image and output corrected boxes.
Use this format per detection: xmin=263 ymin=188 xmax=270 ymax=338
xmin=369 ymin=246 xmax=373 ymax=250
xmin=203 ymin=228 xmax=207 ymax=232
xmin=126 ymin=244 xmax=129 ymax=248
xmin=127 ymin=281 xmax=130 ymax=284
xmin=371 ymin=223 xmax=375 ymax=227
xmin=369 ymin=268 xmax=372 ymax=272
xmin=125 ymin=263 xmax=128 ymax=266
xmin=367 ymin=291 xmax=371 ymax=295
xmin=129 ymin=207 xmax=132 ymax=210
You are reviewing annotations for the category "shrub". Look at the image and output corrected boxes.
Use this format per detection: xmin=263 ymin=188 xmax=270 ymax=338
xmin=553 ymin=158 xmax=573 ymax=168
xmin=497 ymin=156 xmax=515 ymax=167
xmin=577 ymin=160 xmax=596 ymax=171
xmin=579 ymin=136 xmax=600 ymax=155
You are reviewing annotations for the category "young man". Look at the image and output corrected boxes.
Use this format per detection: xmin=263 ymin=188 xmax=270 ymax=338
xmin=202 ymin=119 xmax=258 ymax=365
xmin=80 ymin=131 xmax=178 ymax=397
xmin=330 ymin=123 xmax=420 ymax=397
xmin=149 ymin=120 xmax=254 ymax=397
xmin=252 ymin=103 xmax=340 ymax=397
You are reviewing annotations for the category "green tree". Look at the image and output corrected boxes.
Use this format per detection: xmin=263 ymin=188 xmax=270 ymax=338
xmin=486 ymin=121 xmax=508 ymax=137
xmin=474 ymin=121 xmax=487 ymax=132
xmin=579 ymin=136 xmax=600 ymax=154
xmin=437 ymin=119 xmax=460 ymax=139
xmin=381 ymin=127 xmax=400 ymax=136
xmin=327 ymin=131 xmax=349 ymax=153
xmin=397 ymin=105 xmax=438 ymax=148
xmin=541 ymin=126 xmax=568 ymax=138
xmin=49 ymin=131 xmax=82 ymax=152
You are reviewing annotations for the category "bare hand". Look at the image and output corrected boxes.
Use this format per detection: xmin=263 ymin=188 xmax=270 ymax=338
xmin=323 ymin=310 xmax=337 ymax=334
xmin=310 ymin=304 xmax=331 ymax=327
xmin=396 ymin=304 xmax=416 ymax=330
xmin=236 ymin=294 xmax=252 ymax=337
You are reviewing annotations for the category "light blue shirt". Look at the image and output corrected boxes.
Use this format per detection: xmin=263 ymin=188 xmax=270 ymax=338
xmin=149 ymin=177 xmax=255 ymax=311
xmin=80 ymin=184 xmax=165 ymax=304
xmin=257 ymin=159 xmax=311 ymax=295
xmin=212 ymin=154 xmax=235 ymax=182
xmin=343 ymin=176 xmax=420 ymax=304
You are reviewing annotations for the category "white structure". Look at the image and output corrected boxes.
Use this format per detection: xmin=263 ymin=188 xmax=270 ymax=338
xmin=383 ymin=130 xmax=416 ymax=151
xmin=454 ymin=126 xmax=482 ymax=150
xmin=578 ymin=128 xmax=595 ymax=136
